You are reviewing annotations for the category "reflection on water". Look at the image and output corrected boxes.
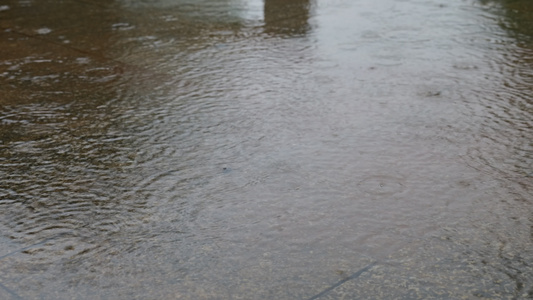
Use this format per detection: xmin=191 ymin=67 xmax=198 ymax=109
xmin=459 ymin=0 xmax=533 ymax=185
xmin=264 ymin=0 xmax=310 ymax=36
xmin=0 ymin=0 xmax=532 ymax=299
xmin=483 ymin=0 xmax=533 ymax=41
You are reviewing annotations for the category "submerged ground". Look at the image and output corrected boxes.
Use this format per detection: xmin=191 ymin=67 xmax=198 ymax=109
xmin=0 ymin=0 xmax=532 ymax=299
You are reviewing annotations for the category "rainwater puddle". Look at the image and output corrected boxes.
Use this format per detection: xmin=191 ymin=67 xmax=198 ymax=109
xmin=0 ymin=0 xmax=532 ymax=299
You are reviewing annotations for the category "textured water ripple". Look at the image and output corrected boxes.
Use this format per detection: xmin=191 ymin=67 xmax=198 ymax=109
xmin=0 ymin=0 xmax=532 ymax=298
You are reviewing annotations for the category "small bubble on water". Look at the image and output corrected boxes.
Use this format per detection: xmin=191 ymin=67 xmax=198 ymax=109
xmin=36 ymin=27 xmax=52 ymax=35
xmin=76 ymin=57 xmax=90 ymax=64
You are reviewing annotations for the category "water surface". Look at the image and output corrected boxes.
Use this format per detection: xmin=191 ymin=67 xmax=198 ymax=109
xmin=0 ymin=0 xmax=532 ymax=298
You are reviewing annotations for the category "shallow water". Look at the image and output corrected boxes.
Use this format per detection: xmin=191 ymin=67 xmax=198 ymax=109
xmin=0 ymin=0 xmax=532 ymax=299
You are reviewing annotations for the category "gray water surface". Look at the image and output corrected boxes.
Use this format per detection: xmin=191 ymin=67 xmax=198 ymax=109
xmin=0 ymin=0 xmax=532 ymax=299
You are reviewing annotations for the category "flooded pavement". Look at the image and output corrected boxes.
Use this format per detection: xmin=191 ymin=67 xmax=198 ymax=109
xmin=0 ymin=0 xmax=532 ymax=298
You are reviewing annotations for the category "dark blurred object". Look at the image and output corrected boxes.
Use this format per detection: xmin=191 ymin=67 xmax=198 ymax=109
xmin=264 ymin=0 xmax=311 ymax=37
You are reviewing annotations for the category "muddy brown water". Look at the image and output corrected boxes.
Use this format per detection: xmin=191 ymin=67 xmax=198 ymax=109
xmin=0 ymin=0 xmax=532 ymax=299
